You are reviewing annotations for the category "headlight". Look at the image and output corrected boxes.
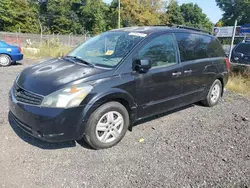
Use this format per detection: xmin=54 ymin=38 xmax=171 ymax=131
xmin=41 ymin=83 xmax=93 ymax=108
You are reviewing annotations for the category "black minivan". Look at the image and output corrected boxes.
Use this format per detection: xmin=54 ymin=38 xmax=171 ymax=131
xmin=9 ymin=26 xmax=230 ymax=149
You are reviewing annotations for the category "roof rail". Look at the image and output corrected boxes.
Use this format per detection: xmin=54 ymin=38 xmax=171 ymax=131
xmin=151 ymin=24 xmax=212 ymax=34
xmin=174 ymin=25 xmax=211 ymax=34
xmin=151 ymin=24 xmax=173 ymax=27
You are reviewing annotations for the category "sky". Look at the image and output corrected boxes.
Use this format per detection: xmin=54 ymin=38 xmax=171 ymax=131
xmin=103 ymin=0 xmax=223 ymax=24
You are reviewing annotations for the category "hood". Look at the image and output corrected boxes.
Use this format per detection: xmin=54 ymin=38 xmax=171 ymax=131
xmin=17 ymin=58 xmax=109 ymax=96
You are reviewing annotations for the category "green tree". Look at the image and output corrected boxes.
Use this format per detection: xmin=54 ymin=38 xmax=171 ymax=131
xmin=40 ymin=0 xmax=109 ymax=34
xmin=166 ymin=1 xmax=213 ymax=31
xmin=0 ymin=0 xmax=12 ymax=31
xmin=41 ymin=0 xmax=83 ymax=34
xmin=166 ymin=0 xmax=184 ymax=25
xmin=0 ymin=0 xmax=217 ymax=35
xmin=0 ymin=0 xmax=39 ymax=33
xmin=216 ymin=0 xmax=250 ymax=26
xmin=180 ymin=3 xmax=213 ymax=31
xmin=78 ymin=0 xmax=109 ymax=34
xmin=106 ymin=0 xmax=119 ymax=29
xmin=109 ymin=0 xmax=167 ymax=28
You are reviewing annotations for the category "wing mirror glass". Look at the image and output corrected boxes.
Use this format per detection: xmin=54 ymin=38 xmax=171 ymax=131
xmin=133 ymin=59 xmax=152 ymax=73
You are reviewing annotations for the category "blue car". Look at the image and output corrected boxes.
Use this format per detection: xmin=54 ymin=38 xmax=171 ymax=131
xmin=0 ymin=40 xmax=23 ymax=67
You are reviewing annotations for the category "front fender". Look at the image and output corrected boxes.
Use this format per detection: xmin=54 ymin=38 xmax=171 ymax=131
xmin=82 ymin=88 xmax=136 ymax=123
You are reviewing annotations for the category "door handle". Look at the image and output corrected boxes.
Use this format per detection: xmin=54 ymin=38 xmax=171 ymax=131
xmin=184 ymin=70 xmax=192 ymax=74
xmin=172 ymin=72 xmax=182 ymax=76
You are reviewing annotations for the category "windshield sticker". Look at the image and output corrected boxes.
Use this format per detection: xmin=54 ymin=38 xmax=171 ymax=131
xmin=105 ymin=50 xmax=114 ymax=55
xmin=128 ymin=32 xmax=147 ymax=37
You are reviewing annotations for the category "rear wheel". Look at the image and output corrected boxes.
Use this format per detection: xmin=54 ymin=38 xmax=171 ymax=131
xmin=0 ymin=54 xmax=11 ymax=67
xmin=202 ymin=79 xmax=222 ymax=107
xmin=83 ymin=102 xmax=129 ymax=149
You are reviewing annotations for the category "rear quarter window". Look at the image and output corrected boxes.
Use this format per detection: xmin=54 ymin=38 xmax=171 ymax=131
xmin=207 ymin=38 xmax=225 ymax=57
xmin=174 ymin=33 xmax=225 ymax=62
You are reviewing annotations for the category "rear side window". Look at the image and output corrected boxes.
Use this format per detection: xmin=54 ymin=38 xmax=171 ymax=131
xmin=234 ymin=43 xmax=250 ymax=55
xmin=174 ymin=33 xmax=225 ymax=62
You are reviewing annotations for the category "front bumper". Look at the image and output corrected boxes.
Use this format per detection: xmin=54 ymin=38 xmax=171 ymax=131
xmin=9 ymin=87 xmax=87 ymax=142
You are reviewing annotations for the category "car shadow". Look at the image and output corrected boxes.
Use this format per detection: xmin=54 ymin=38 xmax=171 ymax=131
xmin=8 ymin=112 xmax=78 ymax=150
xmin=76 ymin=139 xmax=93 ymax=149
xmin=12 ymin=62 xmax=22 ymax=66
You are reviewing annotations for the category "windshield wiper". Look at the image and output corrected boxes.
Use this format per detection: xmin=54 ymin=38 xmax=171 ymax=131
xmin=64 ymin=56 xmax=95 ymax=67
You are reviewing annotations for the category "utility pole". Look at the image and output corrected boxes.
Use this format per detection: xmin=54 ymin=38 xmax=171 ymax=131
xmin=38 ymin=16 xmax=43 ymax=42
xmin=229 ymin=19 xmax=237 ymax=63
xmin=118 ymin=0 xmax=121 ymax=28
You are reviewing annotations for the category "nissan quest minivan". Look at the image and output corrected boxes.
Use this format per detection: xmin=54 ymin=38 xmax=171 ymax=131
xmin=9 ymin=26 xmax=230 ymax=149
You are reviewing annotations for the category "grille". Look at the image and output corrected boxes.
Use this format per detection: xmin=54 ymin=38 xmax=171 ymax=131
xmin=13 ymin=83 xmax=43 ymax=105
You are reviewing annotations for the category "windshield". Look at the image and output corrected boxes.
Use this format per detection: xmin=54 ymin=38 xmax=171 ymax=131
xmin=67 ymin=31 xmax=146 ymax=68
xmin=235 ymin=43 xmax=250 ymax=55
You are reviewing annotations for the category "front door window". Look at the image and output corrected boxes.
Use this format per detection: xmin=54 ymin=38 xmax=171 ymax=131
xmin=138 ymin=34 xmax=177 ymax=68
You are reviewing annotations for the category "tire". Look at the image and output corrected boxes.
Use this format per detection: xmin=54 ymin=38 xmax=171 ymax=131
xmin=201 ymin=79 xmax=222 ymax=107
xmin=83 ymin=102 xmax=129 ymax=150
xmin=0 ymin=54 xmax=11 ymax=67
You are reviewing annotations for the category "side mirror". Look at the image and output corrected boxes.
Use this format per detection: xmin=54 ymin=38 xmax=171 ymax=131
xmin=133 ymin=59 xmax=152 ymax=73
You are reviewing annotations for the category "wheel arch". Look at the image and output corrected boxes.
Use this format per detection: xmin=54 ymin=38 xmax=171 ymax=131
xmin=81 ymin=89 xmax=137 ymax=127
xmin=0 ymin=53 xmax=12 ymax=60
xmin=214 ymin=75 xmax=225 ymax=97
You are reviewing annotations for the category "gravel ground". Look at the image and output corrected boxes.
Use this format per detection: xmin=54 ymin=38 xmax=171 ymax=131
xmin=0 ymin=59 xmax=250 ymax=188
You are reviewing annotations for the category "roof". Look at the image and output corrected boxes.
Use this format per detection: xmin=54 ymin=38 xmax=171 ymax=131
xmin=112 ymin=26 xmax=212 ymax=36
xmin=112 ymin=26 xmax=172 ymax=34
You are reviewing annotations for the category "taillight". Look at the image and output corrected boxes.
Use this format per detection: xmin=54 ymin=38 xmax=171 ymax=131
xmin=18 ymin=47 xmax=22 ymax=53
xmin=225 ymin=58 xmax=230 ymax=71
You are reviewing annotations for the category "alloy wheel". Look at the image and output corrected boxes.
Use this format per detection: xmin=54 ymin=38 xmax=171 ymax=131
xmin=210 ymin=84 xmax=221 ymax=103
xmin=95 ymin=111 xmax=124 ymax=143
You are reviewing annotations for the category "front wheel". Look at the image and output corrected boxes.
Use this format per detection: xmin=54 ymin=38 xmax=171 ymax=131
xmin=202 ymin=79 xmax=222 ymax=107
xmin=83 ymin=102 xmax=129 ymax=149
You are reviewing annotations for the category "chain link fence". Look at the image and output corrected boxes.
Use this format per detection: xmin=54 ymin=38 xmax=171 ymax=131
xmin=0 ymin=31 xmax=91 ymax=47
xmin=0 ymin=31 xmax=239 ymax=54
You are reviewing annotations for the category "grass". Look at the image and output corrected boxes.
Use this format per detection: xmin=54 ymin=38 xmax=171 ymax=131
xmin=226 ymin=74 xmax=250 ymax=97
xmin=22 ymin=43 xmax=73 ymax=59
